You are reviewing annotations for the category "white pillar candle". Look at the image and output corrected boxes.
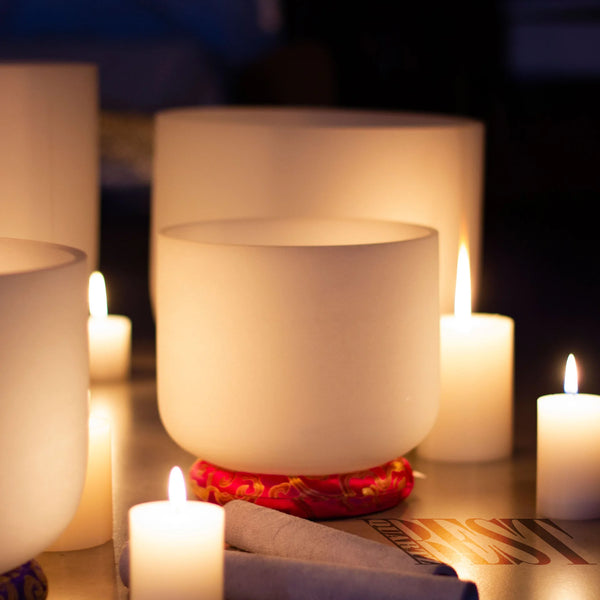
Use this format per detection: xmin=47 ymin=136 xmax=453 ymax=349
xmin=419 ymin=245 xmax=514 ymax=462
xmin=129 ymin=467 xmax=224 ymax=600
xmin=157 ymin=218 xmax=440 ymax=475
xmin=88 ymin=271 xmax=131 ymax=382
xmin=0 ymin=238 xmax=88 ymax=574
xmin=48 ymin=413 xmax=112 ymax=551
xmin=151 ymin=107 xmax=484 ymax=313
xmin=0 ymin=64 xmax=99 ymax=271
xmin=537 ymin=354 xmax=600 ymax=520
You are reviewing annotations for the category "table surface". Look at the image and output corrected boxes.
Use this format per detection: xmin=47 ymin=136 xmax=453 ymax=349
xmin=36 ymin=346 xmax=600 ymax=600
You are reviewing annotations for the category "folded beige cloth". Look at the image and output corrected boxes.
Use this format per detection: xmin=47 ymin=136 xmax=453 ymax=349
xmin=224 ymin=500 xmax=456 ymax=577
xmin=226 ymin=551 xmax=478 ymax=600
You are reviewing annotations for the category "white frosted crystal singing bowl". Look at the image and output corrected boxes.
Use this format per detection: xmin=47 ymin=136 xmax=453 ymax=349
xmin=157 ymin=217 xmax=440 ymax=475
xmin=0 ymin=238 xmax=89 ymax=573
xmin=151 ymin=106 xmax=483 ymax=313
xmin=0 ymin=63 xmax=99 ymax=271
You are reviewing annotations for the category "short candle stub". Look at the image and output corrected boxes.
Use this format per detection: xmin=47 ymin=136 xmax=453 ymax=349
xmin=536 ymin=353 xmax=600 ymax=520
xmin=47 ymin=413 xmax=113 ymax=552
xmin=128 ymin=465 xmax=225 ymax=600
xmin=87 ymin=271 xmax=132 ymax=382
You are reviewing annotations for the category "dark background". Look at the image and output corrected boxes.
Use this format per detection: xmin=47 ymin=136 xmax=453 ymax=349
xmin=1 ymin=0 xmax=598 ymax=451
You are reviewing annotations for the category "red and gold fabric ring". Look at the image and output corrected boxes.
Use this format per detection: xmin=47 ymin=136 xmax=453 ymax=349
xmin=190 ymin=457 xmax=414 ymax=520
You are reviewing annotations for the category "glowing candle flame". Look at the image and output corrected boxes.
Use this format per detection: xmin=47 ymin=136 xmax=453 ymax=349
xmin=454 ymin=244 xmax=471 ymax=323
xmin=89 ymin=271 xmax=108 ymax=318
xmin=168 ymin=466 xmax=187 ymax=509
xmin=564 ymin=353 xmax=578 ymax=394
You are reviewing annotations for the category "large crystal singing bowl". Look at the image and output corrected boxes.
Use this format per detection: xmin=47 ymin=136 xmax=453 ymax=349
xmin=151 ymin=106 xmax=483 ymax=314
xmin=0 ymin=238 xmax=89 ymax=573
xmin=0 ymin=64 xmax=99 ymax=272
xmin=157 ymin=217 xmax=439 ymax=475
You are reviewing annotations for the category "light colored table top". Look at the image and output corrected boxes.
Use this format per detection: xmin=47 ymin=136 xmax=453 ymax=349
xmin=36 ymin=348 xmax=600 ymax=599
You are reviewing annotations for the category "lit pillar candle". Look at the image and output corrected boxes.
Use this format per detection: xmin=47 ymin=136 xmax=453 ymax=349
xmin=48 ymin=412 xmax=112 ymax=551
xmin=88 ymin=271 xmax=131 ymax=382
xmin=129 ymin=467 xmax=224 ymax=600
xmin=537 ymin=354 xmax=600 ymax=520
xmin=418 ymin=244 xmax=514 ymax=462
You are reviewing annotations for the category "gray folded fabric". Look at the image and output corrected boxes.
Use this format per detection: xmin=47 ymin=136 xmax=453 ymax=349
xmin=224 ymin=500 xmax=456 ymax=577
xmin=119 ymin=543 xmax=478 ymax=600
xmin=226 ymin=551 xmax=478 ymax=600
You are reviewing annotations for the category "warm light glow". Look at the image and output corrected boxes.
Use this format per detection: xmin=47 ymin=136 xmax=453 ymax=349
xmin=89 ymin=403 xmax=111 ymax=426
xmin=564 ymin=353 xmax=578 ymax=394
xmin=168 ymin=466 xmax=187 ymax=508
xmin=454 ymin=244 xmax=471 ymax=321
xmin=89 ymin=271 xmax=108 ymax=318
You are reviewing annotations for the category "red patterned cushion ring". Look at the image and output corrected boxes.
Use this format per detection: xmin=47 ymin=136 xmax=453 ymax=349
xmin=190 ymin=457 xmax=414 ymax=519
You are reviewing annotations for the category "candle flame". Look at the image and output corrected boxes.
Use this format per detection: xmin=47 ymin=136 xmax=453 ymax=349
xmin=168 ymin=466 xmax=187 ymax=508
xmin=89 ymin=402 xmax=111 ymax=425
xmin=454 ymin=244 xmax=471 ymax=322
xmin=89 ymin=271 xmax=108 ymax=318
xmin=564 ymin=353 xmax=578 ymax=394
